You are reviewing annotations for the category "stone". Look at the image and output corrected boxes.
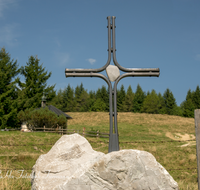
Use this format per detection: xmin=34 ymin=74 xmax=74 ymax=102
xmin=21 ymin=122 xmax=32 ymax=132
xmin=31 ymin=134 xmax=104 ymax=190
xmin=106 ymin=65 xmax=120 ymax=82
xmin=31 ymin=134 xmax=179 ymax=190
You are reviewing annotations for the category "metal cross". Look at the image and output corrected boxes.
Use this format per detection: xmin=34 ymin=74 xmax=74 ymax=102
xmin=65 ymin=16 xmax=160 ymax=152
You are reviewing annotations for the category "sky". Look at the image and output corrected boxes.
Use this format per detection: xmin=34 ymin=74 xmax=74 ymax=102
xmin=0 ymin=0 xmax=200 ymax=106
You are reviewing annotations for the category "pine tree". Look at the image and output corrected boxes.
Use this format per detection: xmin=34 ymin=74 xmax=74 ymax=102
xmin=0 ymin=48 xmax=20 ymax=128
xmin=100 ymin=86 xmax=109 ymax=111
xmin=90 ymin=98 xmax=107 ymax=112
xmin=157 ymin=92 xmax=165 ymax=114
xmin=163 ymin=88 xmax=177 ymax=115
xmin=79 ymin=90 xmax=90 ymax=111
xmin=49 ymin=89 xmax=63 ymax=110
xmin=141 ymin=90 xmax=159 ymax=114
xmin=95 ymin=86 xmax=109 ymax=111
xmin=123 ymin=85 xmax=134 ymax=112
xmin=182 ymin=89 xmax=195 ymax=118
xmin=73 ymin=83 xmax=89 ymax=111
xmin=186 ymin=89 xmax=194 ymax=100
xmin=132 ymin=84 xmax=146 ymax=113
xmin=74 ymin=85 xmax=81 ymax=111
xmin=18 ymin=56 xmax=55 ymax=110
xmin=182 ymin=99 xmax=195 ymax=118
xmin=88 ymin=90 xmax=96 ymax=111
xmin=117 ymin=84 xmax=126 ymax=111
xmin=62 ymin=84 xmax=74 ymax=112
xmin=89 ymin=90 xmax=96 ymax=100
xmin=193 ymin=86 xmax=200 ymax=109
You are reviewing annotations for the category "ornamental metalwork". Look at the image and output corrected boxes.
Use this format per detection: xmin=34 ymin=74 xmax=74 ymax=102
xmin=65 ymin=16 xmax=160 ymax=152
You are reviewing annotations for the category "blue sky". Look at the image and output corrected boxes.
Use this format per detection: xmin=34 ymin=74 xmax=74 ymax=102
xmin=0 ymin=0 xmax=200 ymax=106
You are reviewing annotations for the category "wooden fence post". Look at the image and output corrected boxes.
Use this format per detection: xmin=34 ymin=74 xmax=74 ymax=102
xmin=83 ymin=127 xmax=85 ymax=137
xmin=195 ymin=109 xmax=200 ymax=189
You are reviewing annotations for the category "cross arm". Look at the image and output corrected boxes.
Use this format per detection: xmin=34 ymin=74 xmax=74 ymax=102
xmin=65 ymin=67 xmax=159 ymax=74
xmin=114 ymin=71 xmax=159 ymax=88
xmin=124 ymin=68 xmax=160 ymax=73
xmin=65 ymin=67 xmax=108 ymax=73
xmin=65 ymin=72 xmax=111 ymax=87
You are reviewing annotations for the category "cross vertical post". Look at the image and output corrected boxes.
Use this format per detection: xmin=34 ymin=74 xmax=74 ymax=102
xmin=65 ymin=16 xmax=160 ymax=153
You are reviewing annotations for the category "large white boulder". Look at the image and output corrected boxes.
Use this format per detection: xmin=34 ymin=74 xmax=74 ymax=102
xmin=31 ymin=134 xmax=179 ymax=190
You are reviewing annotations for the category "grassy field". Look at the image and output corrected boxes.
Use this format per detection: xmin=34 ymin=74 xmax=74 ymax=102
xmin=0 ymin=112 xmax=198 ymax=189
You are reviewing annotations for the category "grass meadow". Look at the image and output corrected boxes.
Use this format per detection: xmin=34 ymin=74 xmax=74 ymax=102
xmin=0 ymin=112 xmax=198 ymax=189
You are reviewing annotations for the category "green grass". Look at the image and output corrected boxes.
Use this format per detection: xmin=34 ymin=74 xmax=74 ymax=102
xmin=0 ymin=112 xmax=198 ymax=189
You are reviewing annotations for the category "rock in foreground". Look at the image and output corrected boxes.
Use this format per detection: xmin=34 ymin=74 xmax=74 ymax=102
xmin=31 ymin=134 xmax=179 ymax=190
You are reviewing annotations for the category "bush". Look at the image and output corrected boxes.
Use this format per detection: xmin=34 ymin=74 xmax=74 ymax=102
xmin=17 ymin=107 xmax=67 ymax=130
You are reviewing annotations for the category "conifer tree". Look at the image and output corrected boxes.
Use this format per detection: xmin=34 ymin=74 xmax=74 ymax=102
xmin=157 ymin=92 xmax=165 ymax=114
xmin=49 ymin=89 xmax=63 ymax=110
xmin=132 ymin=84 xmax=146 ymax=113
xmin=62 ymin=84 xmax=74 ymax=112
xmin=123 ymin=85 xmax=134 ymax=112
xmin=182 ymin=89 xmax=195 ymax=118
xmin=193 ymin=86 xmax=200 ymax=109
xmin=74 ymin=85 xmax=81 ymax=111
xmin=100 ymin=86 xmax=109 ymax=111
xmin=90 ymin=98 xmax=107 ymax=111
xmin=182 ymin=99 xmax=195 ymax=118
xmin=79 ymin=90 xmax=90 ymax=111
xmin=0 ymin=48 xmax=20 ymax=128
xmin=95 ymin=86 xmax=109 ymax=111
xmin=74 ymin=83 xmax=89 ymax=111
xmin=141 ymin=90 xmax=159 ymax=114
xmin=95 ymin=88 xmax=102 ymax=100
xmin=88 ymin=90 xmax=96 ymax=111
xmin=18 ymin=56 xmax=55 ymax=110
xmin=117 ymin=84 xmax=126 ymax=111
xmin=163 ymin=88 xmax=177 ymax=115
xmin=89 ymin=90 xmax=96 ymax=100
xmin=79 ymin=83 xmax=84 ymax=95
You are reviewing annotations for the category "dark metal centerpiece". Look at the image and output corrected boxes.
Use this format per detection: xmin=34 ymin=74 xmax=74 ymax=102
xmin=65 ymin=16 xmax=160 ymax=152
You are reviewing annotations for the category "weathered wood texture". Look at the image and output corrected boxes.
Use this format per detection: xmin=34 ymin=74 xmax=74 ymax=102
xmin=195 ymin=109 xmax=200 ymax=190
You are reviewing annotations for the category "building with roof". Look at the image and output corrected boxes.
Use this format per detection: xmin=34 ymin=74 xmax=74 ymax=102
xmin=40 ymin=93 xmax=72 ymax=119
xmin=21 ymin=94 xmax=72 ymax=132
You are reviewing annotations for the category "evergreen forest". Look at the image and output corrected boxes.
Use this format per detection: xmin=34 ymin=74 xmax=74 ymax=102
xmin=0 ymin=48 xmax=199 ymax=129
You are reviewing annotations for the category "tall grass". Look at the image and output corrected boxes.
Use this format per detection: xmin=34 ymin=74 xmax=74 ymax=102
xmin=0 ymin=112 xmax=197 ymax=189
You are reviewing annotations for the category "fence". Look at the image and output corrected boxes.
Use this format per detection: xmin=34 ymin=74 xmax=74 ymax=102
xmin=0 ymin=138 xmax=197 ymax=172
xmin=1 ymin=127 xmax=110 ymax=138
xmin=32 ymin=128 xmax=109 ymax=138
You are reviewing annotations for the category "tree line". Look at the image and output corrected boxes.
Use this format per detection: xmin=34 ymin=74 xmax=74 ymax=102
xmin=0 ymin=48 xmax=199 ymax=128
xmin=49 ymin=80 xmax=200 ymax=119
xmin=50 ymin=83 xmax=200 ymax=118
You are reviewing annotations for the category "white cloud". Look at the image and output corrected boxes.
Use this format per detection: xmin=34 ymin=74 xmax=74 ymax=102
xmin=87 ymin=58 xmax=96 ymax=65
xmin=54 ymin=51 xmax=70 ymax=66
xmin=195 ymin=54 xmax=200 ymax=61
xmin=0 ymin=0 xmax=17 ymax=18
xmin=0 ymin=23 xmax=19 ymax=47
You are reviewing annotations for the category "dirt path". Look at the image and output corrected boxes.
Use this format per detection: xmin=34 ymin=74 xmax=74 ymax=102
xmin=166 ymin=132 xmax=195 ymax=141
xmin=166 ymin=132 xmax=196 ymax=147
